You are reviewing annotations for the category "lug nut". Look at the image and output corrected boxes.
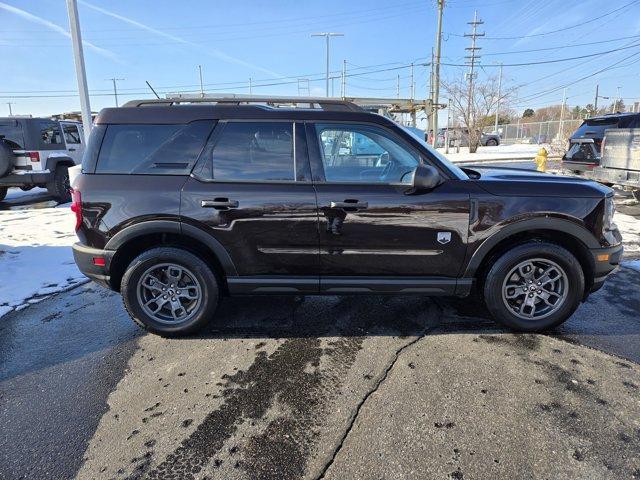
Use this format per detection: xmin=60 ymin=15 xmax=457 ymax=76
xmin=163 ymin=295 xmax=167 ymax=299
xmin=529 ymin=293 xmax=534 ymax=298
xmin=537 ymin=290 xmax=542 ymax=294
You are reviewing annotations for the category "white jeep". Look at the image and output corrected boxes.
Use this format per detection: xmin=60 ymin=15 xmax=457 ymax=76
xmin=0 ymin=117 xmax=85 ymax=203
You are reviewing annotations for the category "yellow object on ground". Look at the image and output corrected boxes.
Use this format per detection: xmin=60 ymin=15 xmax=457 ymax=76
xmin=534 ymin=147 xmax=548 ymax=172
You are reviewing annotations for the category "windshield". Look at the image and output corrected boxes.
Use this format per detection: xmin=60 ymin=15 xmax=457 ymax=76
xmin=401 ymin=126 xmax=468 ymax=179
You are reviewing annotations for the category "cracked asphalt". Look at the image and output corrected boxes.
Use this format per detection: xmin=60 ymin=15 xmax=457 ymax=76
xmin=1 ymin=264 xmax=639 ymax=480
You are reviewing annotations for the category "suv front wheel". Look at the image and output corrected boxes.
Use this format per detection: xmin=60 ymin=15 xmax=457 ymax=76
xmin=483 ymin=242 xmax=584 ymax=331
xmin=121 ymin=247 xmax=219 ymax=336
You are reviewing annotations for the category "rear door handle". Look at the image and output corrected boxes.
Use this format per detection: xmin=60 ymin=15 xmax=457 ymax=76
xmin=329 ymin=200 xmax=368 ymax=210
xmin=68 ymin=148 xmax=76 ymax=151
xmin=201 ymin=199 xmax=239 ymax=210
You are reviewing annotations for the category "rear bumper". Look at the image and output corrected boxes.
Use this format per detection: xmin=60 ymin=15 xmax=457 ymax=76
xmin=72 ymin=242 xmax=115 ymax=289
xmin=589 ymin=243 xmax=624 ymax=293
xmin=561 ymin=161 xmax=597 ymax=173
xmin=0 ymin=171 xmax=52 ymax=187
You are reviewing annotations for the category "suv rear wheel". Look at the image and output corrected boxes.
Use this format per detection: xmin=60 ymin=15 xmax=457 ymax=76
xmin=483 ymin=242 xmax=584 ymax=331
xmin=121 ymin=247 xmax=219 ymax=336
xmin=47 ymin=165 xmax=71 ymax=203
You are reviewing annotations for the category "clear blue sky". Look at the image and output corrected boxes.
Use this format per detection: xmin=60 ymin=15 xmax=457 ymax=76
xmin=1 ymin=0 xmax=639 ymax=120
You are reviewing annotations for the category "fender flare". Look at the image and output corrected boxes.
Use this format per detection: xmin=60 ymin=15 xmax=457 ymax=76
xmin=45 ymin=156 xmax=75 ymax=173
xmin=463 ymin=217 xmax=599 ymax=278
xmin=105 ymin=220 xmax=237 ymax=276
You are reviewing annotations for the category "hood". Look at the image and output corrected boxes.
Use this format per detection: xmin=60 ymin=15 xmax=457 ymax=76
xmin=465 ymin=166 xmax=611 ymax=198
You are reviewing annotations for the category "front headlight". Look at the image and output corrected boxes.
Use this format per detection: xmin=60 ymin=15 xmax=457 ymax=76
xmin=603 ymin=196 xmax=616 ymax=231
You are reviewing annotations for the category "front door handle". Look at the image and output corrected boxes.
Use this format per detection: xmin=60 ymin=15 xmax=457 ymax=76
xmin=329 ymin=200 xmax=368 ymax=210
xmin=68 ymin=148 xmax=76 ymax=151
xmin=201 ymin=199 xmax=239 ymax=210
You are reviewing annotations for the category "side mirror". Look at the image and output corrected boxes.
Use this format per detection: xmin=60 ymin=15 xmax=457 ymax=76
xmin=406 ymin=164 xmax=443 ymax=195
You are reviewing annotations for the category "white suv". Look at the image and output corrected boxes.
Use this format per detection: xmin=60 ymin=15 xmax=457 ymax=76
xmin=0 ymin=117 xmax=85 ymax=202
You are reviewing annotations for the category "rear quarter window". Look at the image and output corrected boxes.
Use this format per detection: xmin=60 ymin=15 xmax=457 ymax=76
xmin=0 ymin=120 xmax=24 ymax=149
xmin=95 ymin=120 xmax=215 ymax=175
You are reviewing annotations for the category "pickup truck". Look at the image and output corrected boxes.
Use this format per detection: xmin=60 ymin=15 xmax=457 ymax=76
xmin=592 ymin=128 xmax=640 ymax=201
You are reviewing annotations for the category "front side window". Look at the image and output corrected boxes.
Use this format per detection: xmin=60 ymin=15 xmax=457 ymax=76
xmin=62 ymin=124 xmax=81 ymax=144
xmin=210 ymin=122 xmax=294 ymax=181
xmin=96 ymin=120 xmax=214 ymax=174
xmin=316 ymin=123 xmax=419 ymax=184
xmin=37 ymin=120 xmax=63 ymax=147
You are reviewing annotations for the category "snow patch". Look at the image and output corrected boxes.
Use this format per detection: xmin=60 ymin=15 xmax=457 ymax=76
xmin=615 ymin=213 xmax=640 ymax=253
xmin=625 ymin=260 xmax=640 ymax=272
xmin=0 ymin=206 xmax=87 ymax=318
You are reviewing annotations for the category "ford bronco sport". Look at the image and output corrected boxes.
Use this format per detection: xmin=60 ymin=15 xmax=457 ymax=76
xmin=0 ymin=117 xmax=85 ymax=202
xmin=71 ymin=96 xmax=623 ymax=336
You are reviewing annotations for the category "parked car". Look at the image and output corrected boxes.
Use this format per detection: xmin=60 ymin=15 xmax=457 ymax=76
xmin=562 ymin=112 xmax=640 ymax=176
xmin=72 ymin=96 xmax=622 ymax=336
xmin=432 ymin=127 xmax=500 ymax=148
xmin=0 ymin=117 xmax=84 ymax=202
xmin=591 ymin=127 xmax=640 ymax=200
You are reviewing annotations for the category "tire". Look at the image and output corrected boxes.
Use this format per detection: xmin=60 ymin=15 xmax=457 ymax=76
xmin=486 ymin=139 xmax=498 ymax=146
xmin=47 ymin=165 xmax=71 ymax=203
xmin=0 ymin=187 xmax=7 ymax=201
xmin=0 ymin=140 xmax=14 ymax=177
xmin=483 ymin=242 xmax=585 ymax=332
xmin=632 ymin=189 xmax=640 ymax=202
xmin=121 ymin=247 xmax=219 ymax=336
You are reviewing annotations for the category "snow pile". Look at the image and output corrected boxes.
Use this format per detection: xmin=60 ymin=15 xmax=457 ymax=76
xmin=4 ymin=187 xmax=49 ymax=202
xmin=616 ymin=212 xmax=640 ymax=254
xmin=0 ymin=205 xmax=86 ymax=318
xmin=439 ymin=144 xmax=549 ymax=164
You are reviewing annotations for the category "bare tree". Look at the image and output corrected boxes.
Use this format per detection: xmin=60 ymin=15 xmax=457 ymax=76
xmin=442 ymin=74 xmax=516 ymax=153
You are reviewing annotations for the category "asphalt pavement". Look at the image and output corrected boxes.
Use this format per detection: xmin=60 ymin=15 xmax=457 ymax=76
xmin=1 ymin=264 xmax=639 ymax=479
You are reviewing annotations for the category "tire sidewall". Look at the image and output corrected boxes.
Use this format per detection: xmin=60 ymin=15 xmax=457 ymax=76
xmin=48 ymin=165 xmax=71 ymax=203
xmin=484 ymin=243 xmax=584 ymax=331
xmin=121 ymin=248 xmax=219 ymax=336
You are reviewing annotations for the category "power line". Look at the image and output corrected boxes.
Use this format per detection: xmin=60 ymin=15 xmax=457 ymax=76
xmin=447 ymin=0 xmax=640 ymax=40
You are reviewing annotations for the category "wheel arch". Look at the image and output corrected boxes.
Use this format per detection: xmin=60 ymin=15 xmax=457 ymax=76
xmin=106 ymin=221 xmax=237 ymax=293
xmin=45 ymin=156 xmax=75 ymax=172
xmin=465 ymin=219 xmax=598 ymax=296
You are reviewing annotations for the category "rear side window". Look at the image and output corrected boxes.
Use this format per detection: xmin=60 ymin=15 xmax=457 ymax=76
xmin=0 ymin=120 xmax=24 ymax=149
xmin=209 ymin=122 xmax=294 ymax=181
xmin=37 ymin=120 xmax=63 ymax=148
xmin=95 ymin=120 xmax=214 ymax=174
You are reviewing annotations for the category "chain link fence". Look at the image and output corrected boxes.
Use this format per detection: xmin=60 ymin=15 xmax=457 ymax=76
xmin=483 ymin=119 xmax=583 ymax=152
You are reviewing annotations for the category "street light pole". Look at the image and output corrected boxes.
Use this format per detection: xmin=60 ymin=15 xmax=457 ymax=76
xmin=66 ymin=0 xmax=92 ymax=141
xmin=311 ymin=33 xmax=344 ymax=97
xmin=6 ymin=102 xmax=14 ymax=116
xmin=494 ymin=63 xmax=502 ymax=135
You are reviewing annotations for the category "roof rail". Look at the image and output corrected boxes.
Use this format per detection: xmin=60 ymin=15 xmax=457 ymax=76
xmin=122 ymin=94 xmax=363 ymax=111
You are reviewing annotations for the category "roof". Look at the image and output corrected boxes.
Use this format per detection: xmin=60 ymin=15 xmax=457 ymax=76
xmin=94 ymin=103 xmax=397 ymax=126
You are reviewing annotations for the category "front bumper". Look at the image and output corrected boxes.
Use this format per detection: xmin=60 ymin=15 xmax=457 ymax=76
xmin=72 ymin=242 xmax=115 ymax=289
xmin=589 ymin=243 xmax=624 ymax=293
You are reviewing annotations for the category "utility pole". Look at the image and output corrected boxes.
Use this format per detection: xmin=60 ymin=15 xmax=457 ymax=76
xmin=615 ymin=86 xmax=621 ymax=112
xmin=428 ymin=48 xmax=434 ymax=138
xmin=396 ymin=74 xmax=400 ymax=99
xmin=494 ymin=63 xmax=502 ymax=135
xmin=66 ymin=0 xmax=92 ymax=141
xmin=249 ymin=77 xmax=253 ymax=94
xmin=198 ymin=65 xmax=204 ymax=98
xmin=410 ymin=62 xmax=416 ymax=127
xmin=6 ymin=102 xmax=14 ymax=116
xmin=559 ymin=87 xmax=567 ymax=140
xmin=431 ymin=0 xmax=445 ymax=146
xmin=593 ymin=83 xmax=599 ymax=116
xmin=464 ymin=10 xmax=484 ymax=144
xmin=311 ymin=33 xmax=344 ymax=97
xmin=341 ymin=60 xmax=346 ymax=98
xmin=106 ymin=78 xmax=124 ymax=107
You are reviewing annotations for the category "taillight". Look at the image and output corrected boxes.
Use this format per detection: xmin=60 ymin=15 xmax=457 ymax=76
xmin=70 ymin=189 xmax=83 ymax=231
xmin=26 ymin=151 xmax=40 ymax=162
